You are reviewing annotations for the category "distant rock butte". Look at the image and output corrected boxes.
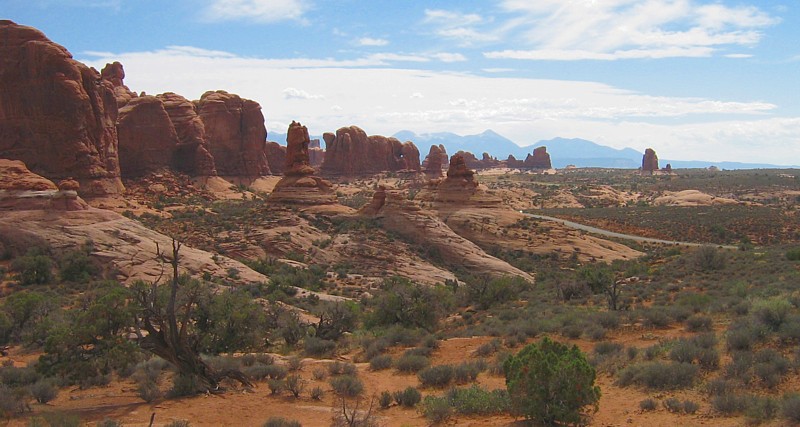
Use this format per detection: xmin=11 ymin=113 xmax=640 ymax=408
xmin=0 ymin=20 xmax=124 ymax=196
xmin=525 ymin=146 xmax=552 ymax=169
xmin=0 ymin=159 xmax=89 ymax=211
xmin=642 ymin=148 xmax=659 ymax=173
xmin=269 ymin=122 xmax=345 ymax=212
xmin=197 ymin=90 xmax=270 ymax=177
xmin=321 ymin=126 xmax=420 ymax=176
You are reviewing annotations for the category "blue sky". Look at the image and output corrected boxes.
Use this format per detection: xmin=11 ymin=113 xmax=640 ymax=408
xmin=5 ymin=0 xmax=800 ymax=164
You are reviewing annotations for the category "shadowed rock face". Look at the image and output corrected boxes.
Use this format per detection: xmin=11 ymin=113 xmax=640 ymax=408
xmin=157 ymin=92 xmax=217 ymax=176
xmin=197 ymin=90 xmax=270 ymax=177
xmin=321 ymin=126 xmax=420 ymax=176
xmin=117 ymin=96 xmax=179 ymax=177
xmin=0 ymin=20 xmax=124 ymax=196
xmin=642 ymin=148 xmax=659 ymax=173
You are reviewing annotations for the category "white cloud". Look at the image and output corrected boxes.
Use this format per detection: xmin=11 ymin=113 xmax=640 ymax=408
xmin=283 ymin=87 xmax=325 ymax=100
xmin=201 ymin=0 xmax=311 ymax=23
xmin=357 ymin=37 xmax=389 ymax=47
xmin=79 ymin=46 xmax=796 ymax=164
xmin=468 ymin=0 xmax=778 ymax=60
xmin=367 ymin=53 xmax=429 ymax=63
xmin=431 ymin=52 xmax=467 ymax=62
xmin=725 ymin=53 xmax=753 ymax=58
xmin=423 ymin=8 xmax=497 ymax=46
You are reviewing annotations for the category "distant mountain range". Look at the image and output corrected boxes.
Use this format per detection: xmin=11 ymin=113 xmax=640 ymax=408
xmin=268 ymin=129 xmax=797 ymax=170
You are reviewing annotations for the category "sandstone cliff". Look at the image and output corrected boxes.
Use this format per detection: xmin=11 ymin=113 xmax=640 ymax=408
xmin=321 ymin=126 xmax=420 ymax=176
xmin=0 ymin=20 xmax=124 ymax=196
xmin=117 ymin=96 xmax=179 ymax=177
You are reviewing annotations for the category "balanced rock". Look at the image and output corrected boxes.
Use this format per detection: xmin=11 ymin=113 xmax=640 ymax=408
xmin=321 ymin=126 xmax=420 ymax=176
xmin=524 ymin=146 xmax=552 ymax=169
xmin=117 ymin=96 xmax=178 ymax=177
xmin=642 ymin=148 xmax=659 ymax=173
xmin=100 ymin=61 xmax=137 ymax=107
xmin=157 ymin=92 xmax=217 ymax=176
xmin=197 ymin=90 xmax=270 ymax=177
xmin=0 ymin=20 xmax=123 ymax=196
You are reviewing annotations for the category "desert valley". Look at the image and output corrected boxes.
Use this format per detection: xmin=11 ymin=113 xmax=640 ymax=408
xmin=2 ymin=19 xmax=800 ymax=427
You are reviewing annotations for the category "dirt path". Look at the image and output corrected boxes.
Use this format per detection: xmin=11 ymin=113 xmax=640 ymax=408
xmin=524 ymin=213 xmax=738 ymax=249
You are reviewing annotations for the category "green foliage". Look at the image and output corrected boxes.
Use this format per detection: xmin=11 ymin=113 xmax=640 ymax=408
xmin=693 ymin=245 xmax=726 ymax=271
xmin=330 ymin=375 xmax=363 ymax=397
xmin=11 ymin=249 xmax=53 ymax=285
xmin=616 ymin=361 xmax=698 ymax=390
xmin=504 ymin=337 xmax=600 ymax=426
xmin=1 ymin=290 xmax=58 ymax=345
xmin=419 ymin=395 xmax=454 ymax=424
xmin=366 ymin=276 xmax=453 ymax=331
xmin=262 ymin=417 xmax=302 ymax=427
xmin=460 ymin=275 xmax=529 ymax=310
xmin=445 ymin=385 xmax=510 ymax=415
xmin=392 ymin=386 xmax=421 ymax=408
xmin=418 ymin=365 xmax=454 ymax=388
xmin=313 ymin=301 xmax=359 ymax=341
xmin=58 ymin=245 xmax=97 ymax=283
xmin=29 ymin=379 xmax=58 ymax=403
xmin=369 ymin=355 xmax=393 ymax=371
xmin=394 ymin=354 xmax=430 ymax=373
xmin=785 ymin=248 xmax=800 ymax=261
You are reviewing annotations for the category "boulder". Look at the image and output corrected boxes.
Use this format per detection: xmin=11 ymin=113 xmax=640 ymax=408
xmin=321 ymin=126 xmax=420 ymax=176
xmin=117 ymin=96 xmax=178 ymax=177
xmin=158 ymin=92 xmax=217 ymax=176
xmin=642 ymin=148 xmax=659 ymax=173
xmin=197 ymin=90 xmax=270 ymax=177
xmin=0 ymin=20 xmax=124 ymax=196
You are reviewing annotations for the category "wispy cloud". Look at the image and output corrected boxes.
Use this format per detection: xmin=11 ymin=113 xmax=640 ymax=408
xmin=200 ymin=0 xmax=311 ymax=24
xmin=431 ymin=52 xmax=467 ymax=62
xmin=430 ymin=0 xmax=779 ymax=60
xmin=357 ymin=37 xmax=389 ymax=47
xmin=283 ymin=87 xmax=324 ymax=100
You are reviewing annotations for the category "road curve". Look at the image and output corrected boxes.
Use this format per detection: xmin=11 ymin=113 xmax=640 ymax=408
xmin=524 ymin=213 xmax=738 ymax=249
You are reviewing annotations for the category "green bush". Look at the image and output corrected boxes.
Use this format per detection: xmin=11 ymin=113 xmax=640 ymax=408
xmin=785 ymin=248 xmax=800 ymax=261
xmin=303 ymin=337 xmax=336 ymax=357
xmin=616 ymin=361 xmax=698 ymax=390
xmin=11 ymin=250 xmax=53 ymax=285
xmin=418 ymin=365 xmax=454 ymax=388
xmin=262 ymin=417 xmax=302 ymax=427
xmin=379 ymin=390 xmax=392 ymax=409
xmin=693 ymin=245 xmax=726 ymax=271
xmin=782 ymin=394 xmax=800 ymax=423
xmin=419 ymin=396 xmax=453 ymax=424
xmin=392 ymin=386 xmax=421 ymax=408
xmin=394 ymin=354 xmax=429 ymax=373
xmin=445 ymin=385 xmax=510 ymax=415
xmin=29 ymin=379 xmax=58 ymax=403
xmin=639 ymin=398 xmax=657 ymax=411
xmin=369 ymin=355 xmax=392 ymax=371
xmin=329 ymin=375 xmax=363 ymax=397
xmin=504 ymin=337 xmax=600 ymax=426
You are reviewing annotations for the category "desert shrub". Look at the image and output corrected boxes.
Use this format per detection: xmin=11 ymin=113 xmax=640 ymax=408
xmin=663 ymin=397 xmax=683 ymax=413
xmin=706 ymin=378 xmax=732 ymax=396
xmin=778 ymin=314 xmax=800 ymax=342
xmin=683 ymin=400 xmax=700 ymax=414
xmin=616 ymin=361 xmax=698 ymax=390
xmin=136 ymin=377 xmax=162 ymax=403
xmin=97 ymin=419 xmax=124 ymax=427
xmin=453 ymin=360 xmax=485 ymax=384
xmin=264 ymin=364 xmax=289 ymax=380
xmin=753 ymin=349 xmax=790 ymax=388
xmin=693 ymin=245 xmax=726 ymax=271
xmin=368 ymin=354 xmax=392 ymax=371
xmin=593 ymin=311 xmax=621 ymax=330
xmin=594 ymin=341 xmax=623 ymax=356
xmin=418 ymin=365 xmax=454 ymax=388
xmin=474 ymin=338 xmax=502 ymax=357
xmin=504 ymin=337 xmax=600 ymax=426
xmin=0 ymin=366 xmax=41 ymax=387
xmin=11 ymin=249 xmax=53 ymax=285
xmin=752 ymin=297 xmax=792 ymax=331
xmin=489 ymin=351 xmax=511 ymax=376
xmin=287 ymin=356 xmax=302 ymax=372
xmin=311 ymin=367 xmax=327 ymax=381
xmin=262 ymin=417 xmax=302 ymax=427
xmin=168 ymin=374 xmax=200 ymax=398
xmin=686 ymin=314 xmax=713 ymax=332
xmin=726 ymin=322 xmax=766 ymax=351
xmin=446 ymin=385 xmax=510 ymax=415
xmin=58 ymin=248 xmax=96 ymax=283
xmin=366 ymin=277 xmax=453 ymax=331
xmin=461 ymin=276 xmax=529 ymax=309
xmin=285 ymin=374 xmax=305 ymax=398
xmin=330 ymin=375 xmax=363 ymax=397
xmin=164 ymin=421 xmax=191 ymax=427
xmin=642 ymin=308 xmax=671 ymax=328
xmin=28 ymin=379 xmax=57 ymax=404
xmin=419 ymin=396 xmax=453 ymax=424
xmin=712 ymin=393 xmax=748 ymax=415
xmin=639 ymin=398 xmax=658 ymax=411
xmin=785 ymin=248 xmax=800 ymax=261
xmin=0 ymin=384 xmax=27 ymax=418
xmin=310 ymin=385 xmax=324 ymax=400
xmin=328 ymin=361 xmax=356 ymax=376
xmin=395 ymin=354 xmax=429 ymax=373
xmin=378 ymin=391 xmax=392 ymax=409
xmin=392 ymin=386 xmax=421 ymax=408
xmin=403 ymin=346 xmax=433 ymax=357
xmin=782 ymin=394 xmax=800 ymax=423
xmin=746 ymin=396 xmax=779 ymax=424
xmin=267 ymin=379 xmax=284 ymax=395
xmin=30 ymin=412 xmax=83 ymax=427
xmin=304 ymin=337 xmax=336 ymax=357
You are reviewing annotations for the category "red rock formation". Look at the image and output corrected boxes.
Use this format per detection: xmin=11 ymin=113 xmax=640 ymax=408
xmin=321 ymin=126 xmax=420 ymax=176
xmin=0 ymin=159 xmax=88 ymax=211
xmin=285 ymin=121 xmax=315 ymax=176
xmin=453 ymin=151 xmax=502 ymax=169
xmin=0 ymin=20 xmax=123 ymax=196
xmin=100 ymin=61 xmax=137 ymax=107
xmin=197 ymin=90 xmax=270 ymax=177
xmin=524 ymin=146 xmax=552 ymax=169
xmin=309 ymin=147 xmax=325 ymax=168
xmin=117 ymin=96 xmax=178 ymax=177
xmin=157 ymin=92 xmax=217 ymax=176
xmin=506 ymin=155 xmax=524 ymax=168
xmin=422 ymin=145 xmax=446 ymax=177
xmin=446 ymin=153 xmax=475 ymax=181
xmin=642 ymin=148 xmax=659 ymax=173
xmin=264 ymin=141 xmax=286 ymax=175
xmin=358 ymin=185 xmax=386 ymax=216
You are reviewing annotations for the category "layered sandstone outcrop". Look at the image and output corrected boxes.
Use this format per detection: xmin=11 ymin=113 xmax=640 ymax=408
xmin=0 ymin=20 xmax=123 ymax=196
xmin=0 ymin=159 xmax=88 ymax=211
xmin=506 ymin=155 xmax=523 ymax=168
xmin=321 ymin=126 xmax=420 ymax=176
xmin=642 ymin=148 xmax=659 ymax=173
xmin=422 ymin=145 xmax=447 ymax=177
xmin=100 ymin=61 xmax=137 ymax=107
xmin=197 ymin=90 xmax=270 ymax=177
xmin=117 ymin=96 xmax=178 ymax=177
xmin=157 ymin=92 xmax=217 ymax=176
xmin=453 ymin=151 xmax=502 ymax=170
xmin=265 ymin=141 xmax=287 ymax=175
xmin=525 ymin=146 xmax=552 ymax=169
xmin=269 ymin=122 xmax=342 ymax=211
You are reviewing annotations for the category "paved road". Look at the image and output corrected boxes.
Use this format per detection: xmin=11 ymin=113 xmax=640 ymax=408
xmin=523 ymin=213 xmax=738 ymax=249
